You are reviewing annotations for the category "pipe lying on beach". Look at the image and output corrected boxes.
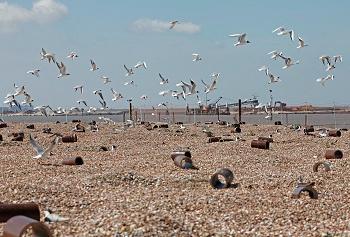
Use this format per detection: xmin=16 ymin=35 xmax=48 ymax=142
xmin=208 ymin=137 xmax=221 ymax=143
xmin=258 ymin=136 xmax=273 ymax=143
xmin=217 ymin=121 xmax=227 ymax=126
xmin=0 ymin=123 xmax=8 ymax=128
xmin=170 ymin=150 xmax=191 ymax=161
xmin=304 ymin=126 xmax=314 ymax=134
xmin=173 ymin=155 xmax=195 ymax=169
xmin=291 ymin=182 xmax=318 ymax=199
xmin=99 ymin=146 xmax=108 ymax=152
xmin=219 ymin=138 xmax=234 ymax=142
xmin=11 ymin=132 xmax=24 ymax=142
xmin=325 ymin=149 xmax=343 ymax=159
xmin=313 ymin=161 xmax=331 ymax=172
xmin=2 ymin=215 xmax=52 ymax=237
xmin=61 ymin=134 xmax=77 ymax=143
xmin=231 ymin=127 xmax=241 ymax=133
xmin=26 ymin=124 xmax=35 ymax=129
xmin=251 ymin=140 xmax=269 ymax=149
xmin=0 ymin=203 xmax=40 ymax=223
xmin=210 ymin=168 xmax=234 ymax=189
xmin=61 ymin=157 xmax=84 ymax=165
xmin=328 ymin=130 xmax=341 ymax=137
xmin=274 ymin=121 xmax=282 ymax=125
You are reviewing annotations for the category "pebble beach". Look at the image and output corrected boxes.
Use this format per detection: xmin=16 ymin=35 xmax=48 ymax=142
xmin=1 ymin=121 xmax=350 ymax=236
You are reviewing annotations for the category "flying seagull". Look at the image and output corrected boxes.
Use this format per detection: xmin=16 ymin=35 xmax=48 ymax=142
xmin=228 ymin=33 xmax=251 ymax=46
xmin=22 ymin=91 xmax=34 ymax=107
xmin=267 ymin=50 xmax=283 ymax=60
xmin=272 ymin=27 xmax=294 ymax=41
xmin=56 ymin=62 xmax=70 ymax=78
xmin=77 ymin=100 xmax=88 ymax=107
xmin=40 ymin=48 xmax=56 ymax=63
xmin=93 ymin=90 xmax=104 ymax=101
xmin=158 ymin=73 xmax=169 ymax=85
xmin=29 ymin=134 xmax=60 ymax=159
xmin=111 ymin=88 xmax=123 ymax=101
xmin=134 ymin=61 xmax=147 ymax=69
xmin=169 ymin=21 xmax=179 ymax=29
xmin=181 ymin=79 xmax=198 ymax=95
xmin=73 ymin=85 xmax=83 ymax=94
xmin=297 ymin=37 xmax=308 ymax=48
xmin=316 ymin=75 xmax=334 ymax=86
xmin=67 ymin=51 xmax=78 ymax=59
xmin=101 ymin=76 xmax=112 ymax=84
xmin=192 ymin=53 xmax=202 ymax=62
xmin=124 ymin=65 xmax=134 ymax=76
xmin=201 ymin=78 xmax=218 ymax=94
xmin=90 ymin=60 xmax=99 ymax=71
xmin=27 ymin=69 xmax=40 ymax=77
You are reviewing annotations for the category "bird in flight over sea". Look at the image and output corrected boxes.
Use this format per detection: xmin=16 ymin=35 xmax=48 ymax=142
xmin=192 ymin=53 xmax=202 ymax=62
xmin=272 ymin=26 xmax=294 ymax=41
xmin=169 ymin=20 xmax=179 ymax=29
xmin=90 ymin=59 xmax=99 ymax=71
xmin=124 ymin=65 xmax=134 ymax=76
xmin=111 ymin=88 xmax=123 ymax=101
xmin=158 ymin=73 xmax=169 ymax=85
xmin=56 ymin=62 xmax=70 ymax=78
xmin=29 ymin=134 xmax=60 ymax=159
xmin=73 ymin=85 xmax=83 ymax=94
xmin=67 ymin=51 xmax=78 ymax=60
xmin=101 ymin=76 xmax=112 ymax=84
xmin=134 ymin=61 xmax=147 ymax=69
xmin=27 ymin=69 xmax=40 ymax=77
xmin=201 ymin=77 xmax=218 ymax=94
xmin=316 ymin=75 xmax=334 ymax=86
xmin=228 ymin=33 xmax=251 ymax=46
xmin=40 ymin=48 xmax=56 ymax=63
xmin=267 ymin=50 xmax=283 ymax=60
xmin=297 ymin=37 xmax=308 ymax=48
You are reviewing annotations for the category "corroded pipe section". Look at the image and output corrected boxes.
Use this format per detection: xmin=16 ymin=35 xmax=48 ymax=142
xmin=325 ymin=149 xmax=343 ymax=159
xmin=274 ymin=121 xmax=282 ymax=125
xmin=313 ymin=161 xmax=331 ymax=172
xmin=210 ymin=168 xmax=234 ymax=189
xmin=171 ymin=150 xmax=191 ymax=161
xmin=251 ymin=140 xmax=269 ymax=149
xmin=291 ymin=182 xmax=318 ymax=199
xmin=173 ymin=155 xmax=193 ymax=169
xmin=0 ymin=203 xmax=40 ymax=223
xmin=61 ymin=157 xmax=84 ymax=165
xmin=258 ymin=136 xmax=273 ymax=143
xmin=328 ymin=130 xmax=341 ymax=137
xmin=0 ymin=123 xmax=8 ymax=128
xmin=304 ymin=126 xmax=314 ymax=134
xmin=3 ymin=215 xmax=52 ymax=237
xmin=208 ymin=137 xmax=221 ymax=143
xmin=61 ymin=134 xmax=77 ymax=143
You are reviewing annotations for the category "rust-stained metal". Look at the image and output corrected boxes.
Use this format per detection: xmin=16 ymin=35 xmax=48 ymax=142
xmin=61 ymin=134 xmax=77 ymax=143
xmin=231 ymin=127 xmax=241 ymax=133
xmin=173 ymin=155 xmax=195 ymax=169
xmin=217 ymin=121 xmax=227 ymax=126
xmin=3 ymin=215 xmax=52 ymax=237
xmin=304 ymin=125 xmax=314 ymax=134
xmin=61 ymin=157 xmax=84 ymax=165
xmin=72 ymin=119 xmax=81 ymax=123
xmin=11 ymin=132 xmax=24 ymax=142
xmin=325 ymin=149 xmax=343 ymax=159
xmin=73 ymin=123 xmax=85 ymax=132
xmin=208 ymin=137 xmax=221 ymax=143
xmin=171 ymin=150 xmax=191 ymax=161
xmin=251 ymin=140 xmax=269 ymax=149
xmin=274 ymin=121 xmax=282 ymax=125
xmin=205 ymin=121 xmax=213 ymax=125
xmin=158 ymin=123 xmax=169 ymax=128
xmin=42 ymin=128 xmax=52 ymax=134
xmin=313 ymin=161 xmax=331 ymax=172
xmin=0 ymin=123 xmax=8 ymax=128
xmin=328 ymin=130 xmax=341 ymax=137
xmin=0 ymin=203 xmax=40 ymax=223
xmin=26 ymin=124 xmax=35 ymax=129
xmin=210 ymin=168 xmax=234 ymax=189
xmin=219 ymin=138 xmax=234 ymax=142
xmin=291 ymin=182 xmax=318 ymax=199
xmin=99 ymin=146 xmax=108 ymax=151
xmin=258 ymin=136 xmax=273 ymax=143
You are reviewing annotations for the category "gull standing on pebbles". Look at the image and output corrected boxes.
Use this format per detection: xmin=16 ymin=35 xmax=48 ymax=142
xmin=27 ymin=69 xmax=40 ymax=77
xmin=297 ymin=37 xmax=308 ymax=48
xmin=316 ymin=75 xmax=334 ymax=86
xmin=73 ymin=85 xmax=83 ymax=94
xmin=158 ymin=73 xmax=169 ymax=84
xmin=101 ymin=76 xmax=112 ymax=84
xmin=29 ymin=134 xmax=60 ymax=159
xmin=192 ymin=53 xmax=202 ymax=62
xmin=67 ymin=51 xmax=78 ymax=59
xmin=272 ymin=27 xmax=294 ymax=41
xmin=44 ymin=209 xmax=69 ymax=223
xmin=56 ymin=62 xmax=70 ymax=78
xmin=169 ymin=20 xmax=179 ymax=29
xmin=228 ymin=33 xmax=251 ymax=46
xmin=111 ymin=88 xmax=123 ymax=101
xmin=40 ymin=48 xmax=55 ymax=63
xmin=134 ymin=61 xmax=147 ymax=69
xmin=90 ymin=60 xmax=99 ymax=71
xmin=124 ymin=65 xmax=134 ymax=76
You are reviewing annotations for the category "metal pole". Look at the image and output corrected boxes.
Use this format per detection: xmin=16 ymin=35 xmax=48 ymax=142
xmin=238 ymin=99 xmax=242 ymax=124
xmin=269 ymin=90 xmax=273 ymax=121
xmin=123 ymin=111 xmax=126 ymax=123
xmin=128 ymin=101 xmax=132 ymax=120
xmin=172 ymin=112 xmax=175 ymax=124
xmin=216 ymin=104 xmax=220 ymax=122
xmin=158 ymin=112 xmax=160 ymax=122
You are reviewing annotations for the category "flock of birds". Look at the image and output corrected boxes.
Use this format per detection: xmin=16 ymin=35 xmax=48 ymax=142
xmin=2 ymin=22 xmax=344 ymax=118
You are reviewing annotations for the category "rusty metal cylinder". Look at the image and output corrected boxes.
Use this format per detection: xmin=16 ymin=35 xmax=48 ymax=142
xmin=231 ymin=127 xmax=241 ymax=133
xmin=251 ymin=140 xmax=269 ymax=149
xmin=173 ymin=155 xmax=193 ymax=169
xmin=210 ymin=168 xmax=234 ymax=189
xmin=61 ymin=157 xmax=84 ymax=165
xmin=325 ymin=149 xmax=343 ymax=159
xmin=219 ymin=138 xmax=234 ymax=142
xmin=208 ymin=137 xmax=221 ymax=143
xmin=171 ymin=151 xmax=191 ymax=161
xmin=217 ymin=121 xmax=227 ymax=125
xmin=0 ymin=203 xmax=40 ymax=223
xmin=0 ymin=123 xmax=7 ymax=128
xmin=26 ymin=124 xmax=35 ymax=129
xmin=304 ymin=126 xmax=314 ymax=133
xmin=258 ymin=136 xmax=273 ymax=143
xmin=328 ymin=130 xmax=341 ymax=137
xmin=3 ymin=215 xmax=52 ymax=237
xmin=274 ymin=121 xmax=282 ymax=125
xmin=292 ymin=183 xmax=318 ymax=199
xmin=313 ymin=161 xmax=331 ymax=172
xmin=61 ymin=134 xmax=77 ymax=143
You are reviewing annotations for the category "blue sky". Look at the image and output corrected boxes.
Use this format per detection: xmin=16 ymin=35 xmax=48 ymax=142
xmin=1 ymin=0 xmax=349 ymax=109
